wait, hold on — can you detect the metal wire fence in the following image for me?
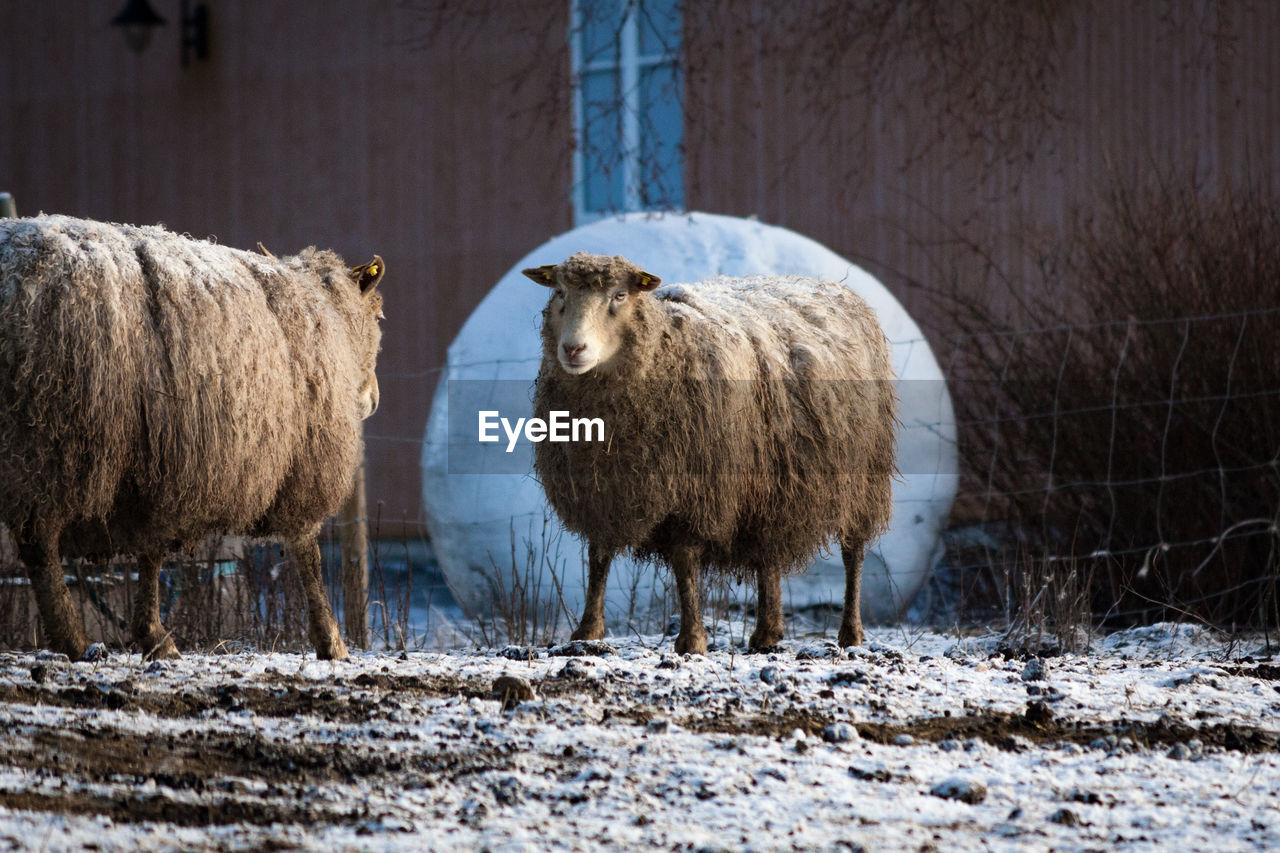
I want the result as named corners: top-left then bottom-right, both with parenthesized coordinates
top-left (2, 299), bottom-right (1276, 651)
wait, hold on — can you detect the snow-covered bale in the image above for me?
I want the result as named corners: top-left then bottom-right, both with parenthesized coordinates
top-left (0, 215), bottom-right (385, 660)
top-left (527, 252), bottom-right (897, 653)
top-left (422, 212), bottom-right (956, 629)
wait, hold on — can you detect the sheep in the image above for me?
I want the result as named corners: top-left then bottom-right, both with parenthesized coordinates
top-left (524, 251), bottom-right (897, 654)
top-left (0, 214), bottom-right (384, 661)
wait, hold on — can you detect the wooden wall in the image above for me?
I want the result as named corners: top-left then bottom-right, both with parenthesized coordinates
top-left (684, 0), bottom-right (1280, 331)
top-left (3, 1), bottom-right (1278, 536)
top-left (0, 1), bottom-right (573, 537)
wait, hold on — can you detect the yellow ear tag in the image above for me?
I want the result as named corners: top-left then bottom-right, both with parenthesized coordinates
top-left (543, 271), bottom-right (553, 281)
top-left (369, 264), bottom-right (378, 276)
top-left (638, 274), bottom-right (652, 287)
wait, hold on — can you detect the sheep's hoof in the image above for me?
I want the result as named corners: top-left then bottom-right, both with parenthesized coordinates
top-left (748, 626), bottom-right (784, 652)
top-left (674, 629), bottom-right (707, 656)
top-left (140, 635), bottom-right (181, 661)
top-left (570, 620), bottom-right (606, 642)
top-left (312, 631), bottom-right (350, 661)
top-left (134, 621), bottom-right (180, 660)
top-left (315, 645), bottom-right (349, 661)
top-left (837, 624), bottom-right (865, 648)
top-left (48, 628), bottom-right (91, 663)
top-left (306, 617), bottom-right (350, 660)
top-left (57, 641), bottom-right (90, 662)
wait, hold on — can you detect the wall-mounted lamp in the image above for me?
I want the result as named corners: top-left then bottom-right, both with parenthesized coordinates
top-left (111, 0), bottom-right (208, 67)
top-left (111, 0), bottom-right (166, 54)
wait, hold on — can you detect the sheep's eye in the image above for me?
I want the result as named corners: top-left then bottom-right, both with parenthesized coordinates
top-left (611, 291), bottom-right (627, 302)
top-left (553, 289), bottom-right (565, 300)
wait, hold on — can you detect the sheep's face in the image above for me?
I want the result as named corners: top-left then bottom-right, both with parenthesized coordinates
top-left (359, 371), bottom-right (380, 420)
top-left (524, 252), bottom-right (661, 375)
top-left (349, 256), bottom-right (385, 419)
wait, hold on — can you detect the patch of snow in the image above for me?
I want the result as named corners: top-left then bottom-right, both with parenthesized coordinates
top-left (0, 626), bottom-right (1277, 851)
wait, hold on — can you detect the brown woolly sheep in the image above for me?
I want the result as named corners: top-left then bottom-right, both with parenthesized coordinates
top-left (524, 252), bottom-right (897, 654)
top-left (0, 214), bottom-right (384, 661)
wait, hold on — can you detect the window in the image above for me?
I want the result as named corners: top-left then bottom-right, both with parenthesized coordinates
top-left (572, 0), bottom-right (683, 223)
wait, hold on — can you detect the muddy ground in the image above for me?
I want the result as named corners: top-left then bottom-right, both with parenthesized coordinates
top-left (0, 625), bottom-right (1278, 851)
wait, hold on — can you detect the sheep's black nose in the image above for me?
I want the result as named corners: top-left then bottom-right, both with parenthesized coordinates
top-left (563, 342), bottom-right (587, 358)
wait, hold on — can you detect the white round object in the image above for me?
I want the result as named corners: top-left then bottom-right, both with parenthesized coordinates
top-left (422, 212), bottom-right (956, 626)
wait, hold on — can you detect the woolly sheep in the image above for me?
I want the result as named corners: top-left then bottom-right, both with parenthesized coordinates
top-left (525, 252), bottom-right (897, 654)
top-left (0, 214), bottom-right (385, 661)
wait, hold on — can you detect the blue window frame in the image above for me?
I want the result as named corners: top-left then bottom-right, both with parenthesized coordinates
top-left (572, 0), bottom-right (683, 223)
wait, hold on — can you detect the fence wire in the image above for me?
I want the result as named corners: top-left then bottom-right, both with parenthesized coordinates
top-left (3, 301), bottom-right (1277, 649)
top-left (392, 300), bottom-right (1280, 627)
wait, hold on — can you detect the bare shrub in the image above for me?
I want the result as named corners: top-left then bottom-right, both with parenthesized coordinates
top-left (942, 173), bottom-right (1280, 630)
top-left (996, 551), bottom-right (1093, 655)
top-left (361, 520), bottom-right (419, 653)
top-left (469, 515), bottom-right (575, 648)
top-left (0, 535), bottom-right (362, 655)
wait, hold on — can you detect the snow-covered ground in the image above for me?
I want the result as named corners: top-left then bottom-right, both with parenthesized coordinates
top-left (0, 623), bottom-right (1278, 851)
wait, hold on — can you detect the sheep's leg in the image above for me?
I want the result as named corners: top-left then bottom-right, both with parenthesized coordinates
top-left (289, 535), bottom-right (349, 661)
top-left (838, 537), bottom-right (866, 647)
top-left (131, 554), bottom-right (180, 660)
top-left (17, 521), bottom-right (89, 660)
top-left (671, 544), bottom-right (707, 655)
top-left (748, 567), bottom-right (784, 651)
top-left (570, 543), bottom-right (611, 641)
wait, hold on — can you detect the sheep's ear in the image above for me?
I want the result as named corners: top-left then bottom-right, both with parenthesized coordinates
top-left (522, 265), bottom-right (559, 286)
top-left (633, 270), bottom-right (661, 291)
top-left (352, 255), bottom-right (384, 294)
